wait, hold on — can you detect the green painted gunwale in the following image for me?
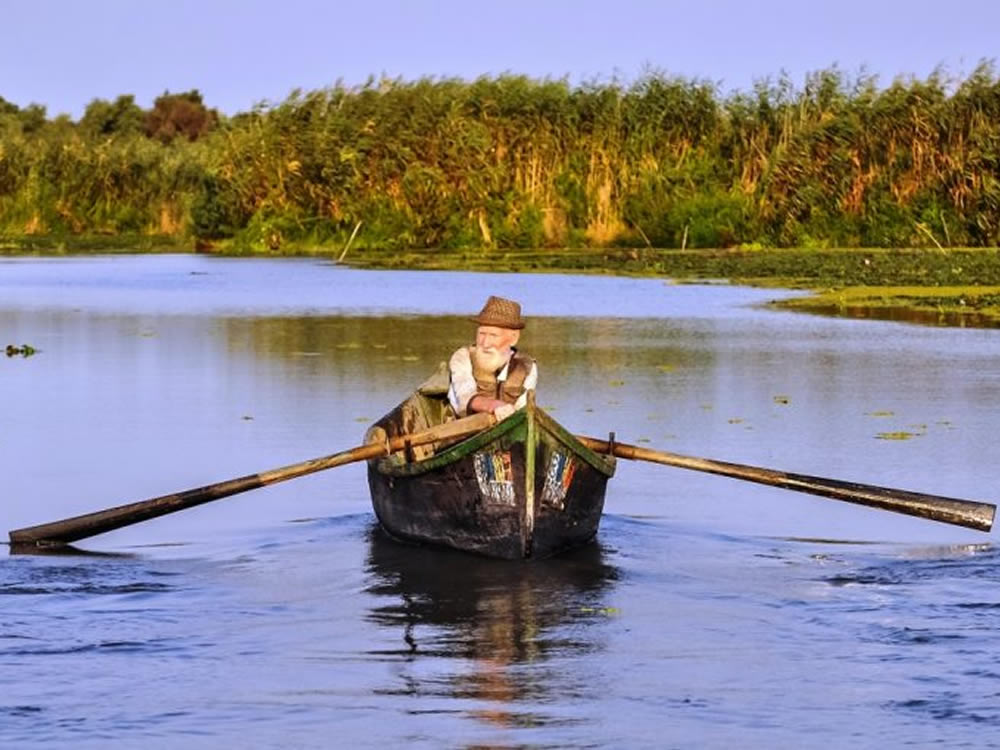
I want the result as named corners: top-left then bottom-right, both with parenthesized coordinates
top-left (532, 407), bottom-right (616, 476)
top-left (375, 403), bottom-right (615, 478)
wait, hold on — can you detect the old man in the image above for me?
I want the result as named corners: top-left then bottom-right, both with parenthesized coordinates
top-left (448, 296), bottom-right (537, 421)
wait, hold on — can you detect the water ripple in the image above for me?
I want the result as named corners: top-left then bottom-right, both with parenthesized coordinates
top-left (1, 638), bottom-right (186, 657)
top-left (1, 705), bottom-right (44, 717)
top-left (888, 693), bottom-right (1000, 726)
top-left (1, 582), bottom-right (173, 596)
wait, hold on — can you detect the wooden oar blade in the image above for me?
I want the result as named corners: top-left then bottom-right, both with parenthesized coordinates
top-left (9, 472), bottom-right (272, 546)
top-left (578, 436), bottom-right (996, 532)
top-left (747, 466), bottom-right (995, 532)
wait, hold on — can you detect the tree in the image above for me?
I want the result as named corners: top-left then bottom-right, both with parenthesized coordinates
top-left (17, 104), bottom-right (47, 134)
top-left (80, 95), bottom-right (145, 136)
top-left (0, 96), bottom-right (19, 117)
top-left (144, 90), bottom-right (219, 143)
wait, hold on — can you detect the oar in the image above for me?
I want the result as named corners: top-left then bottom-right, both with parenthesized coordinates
top-left (577, 435), bottom-right (995, 532)
top-left (9, 412), bottom-right (496, 547)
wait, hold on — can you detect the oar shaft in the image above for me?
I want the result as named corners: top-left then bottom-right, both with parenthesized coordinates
top-left (10, 412), bottom-right (495, 546)
top-left (578, 436), bottom-right (996, 532)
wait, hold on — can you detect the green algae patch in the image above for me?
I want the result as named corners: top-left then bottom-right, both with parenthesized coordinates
top-left (875, 431), bottom-right (921, 441)
top-left (775, 285), bottom-right (1000, 327)
top-left (580, 606), bottom-right (621, 616)
top-left (339, 247), bottom-right (1000, 288)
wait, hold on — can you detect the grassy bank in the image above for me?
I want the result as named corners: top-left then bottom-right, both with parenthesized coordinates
top-left (0, 233), bottom-right (185, 254)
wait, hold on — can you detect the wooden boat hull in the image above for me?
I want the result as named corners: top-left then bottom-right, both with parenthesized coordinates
top-left (366, 393), bottom-right (615, 560)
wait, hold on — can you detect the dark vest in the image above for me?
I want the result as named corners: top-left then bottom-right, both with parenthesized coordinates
top-left (470, 348), bottom-right (534, 405)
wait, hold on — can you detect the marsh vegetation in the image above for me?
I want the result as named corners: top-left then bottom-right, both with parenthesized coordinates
top-left (2, 66), bottom-right (999, 254)
top-left (5, 69), bottom-right (1000, 325)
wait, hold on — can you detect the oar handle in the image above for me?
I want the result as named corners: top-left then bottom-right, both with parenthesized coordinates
top-left (578, 436), bottom-right (996, 532)
top-left (10, 412), bottom-right (496, 546)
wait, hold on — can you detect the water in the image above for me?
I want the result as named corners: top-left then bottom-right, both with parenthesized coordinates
top-left (2, 255), bottom-right (999, 748)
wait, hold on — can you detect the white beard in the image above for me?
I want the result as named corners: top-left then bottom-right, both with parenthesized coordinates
top-left (471, 346), bottom-right (509, 374)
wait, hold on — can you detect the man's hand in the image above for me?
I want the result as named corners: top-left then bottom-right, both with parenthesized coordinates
top-left (493, 403), bottom-right (516, 421)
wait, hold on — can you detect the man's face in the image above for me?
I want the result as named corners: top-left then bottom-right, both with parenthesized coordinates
top-left (476, 325), bottom-right (519, 354)
top-left (473, 325), bottom-right (519, 372)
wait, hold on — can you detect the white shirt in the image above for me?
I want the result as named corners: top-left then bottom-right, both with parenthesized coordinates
top-left (448, 347), bottom-right (538, 416)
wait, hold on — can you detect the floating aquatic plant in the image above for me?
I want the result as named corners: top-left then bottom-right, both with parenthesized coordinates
top-left (875, 431), bottom-right (920, 441)
top-left (5, 344), bottom-right (37, 357)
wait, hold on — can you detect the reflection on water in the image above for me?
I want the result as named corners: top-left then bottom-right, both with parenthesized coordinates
top-left (797, 303), bottom-right (1000, 329)
top-left (220, 314), bottom-right (711, 414)
top-left (364, 527), bottom-right (618, 729)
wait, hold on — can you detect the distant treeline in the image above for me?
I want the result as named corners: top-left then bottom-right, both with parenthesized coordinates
top-left (1, 65), bottom-right (999, 251)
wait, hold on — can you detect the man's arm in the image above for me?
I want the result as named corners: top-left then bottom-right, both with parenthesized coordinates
top-left (451, 346), bottom-right (509, 415)
top-left (452, 353), bottom-right (537, 419)
top-left (483, 361), bottom-right (538, 418)
top-left (448, 347), bottom-right (478, 416)
top-left (468, 395), bottom-right (508, 413)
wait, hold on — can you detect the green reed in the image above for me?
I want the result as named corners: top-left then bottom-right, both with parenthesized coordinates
top-left (1, 65), bottom-right (998, 252)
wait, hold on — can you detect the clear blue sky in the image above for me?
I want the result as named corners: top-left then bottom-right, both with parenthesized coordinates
top-left (3, 0), bottom-right (997, 118)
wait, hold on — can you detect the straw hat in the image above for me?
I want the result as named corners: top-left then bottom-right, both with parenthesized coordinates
top-left (473, 296), bottom-right (525, 329)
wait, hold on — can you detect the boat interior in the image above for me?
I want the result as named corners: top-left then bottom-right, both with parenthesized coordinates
top-left (365, 363), bottom-right (458, 463)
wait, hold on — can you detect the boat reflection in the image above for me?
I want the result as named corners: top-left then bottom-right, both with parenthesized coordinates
top-left (364, 526), bottom-right (620, 728)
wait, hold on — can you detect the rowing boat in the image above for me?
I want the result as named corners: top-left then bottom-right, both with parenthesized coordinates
top-left (365, 369), bottom-right (616, 559)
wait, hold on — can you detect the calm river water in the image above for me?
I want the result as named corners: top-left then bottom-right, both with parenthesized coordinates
top-left (2, 255), bottom-right (1000, 748)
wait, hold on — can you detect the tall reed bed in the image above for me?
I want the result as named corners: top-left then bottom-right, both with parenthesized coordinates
top-left (1, 66), bottom-right (998, 250)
